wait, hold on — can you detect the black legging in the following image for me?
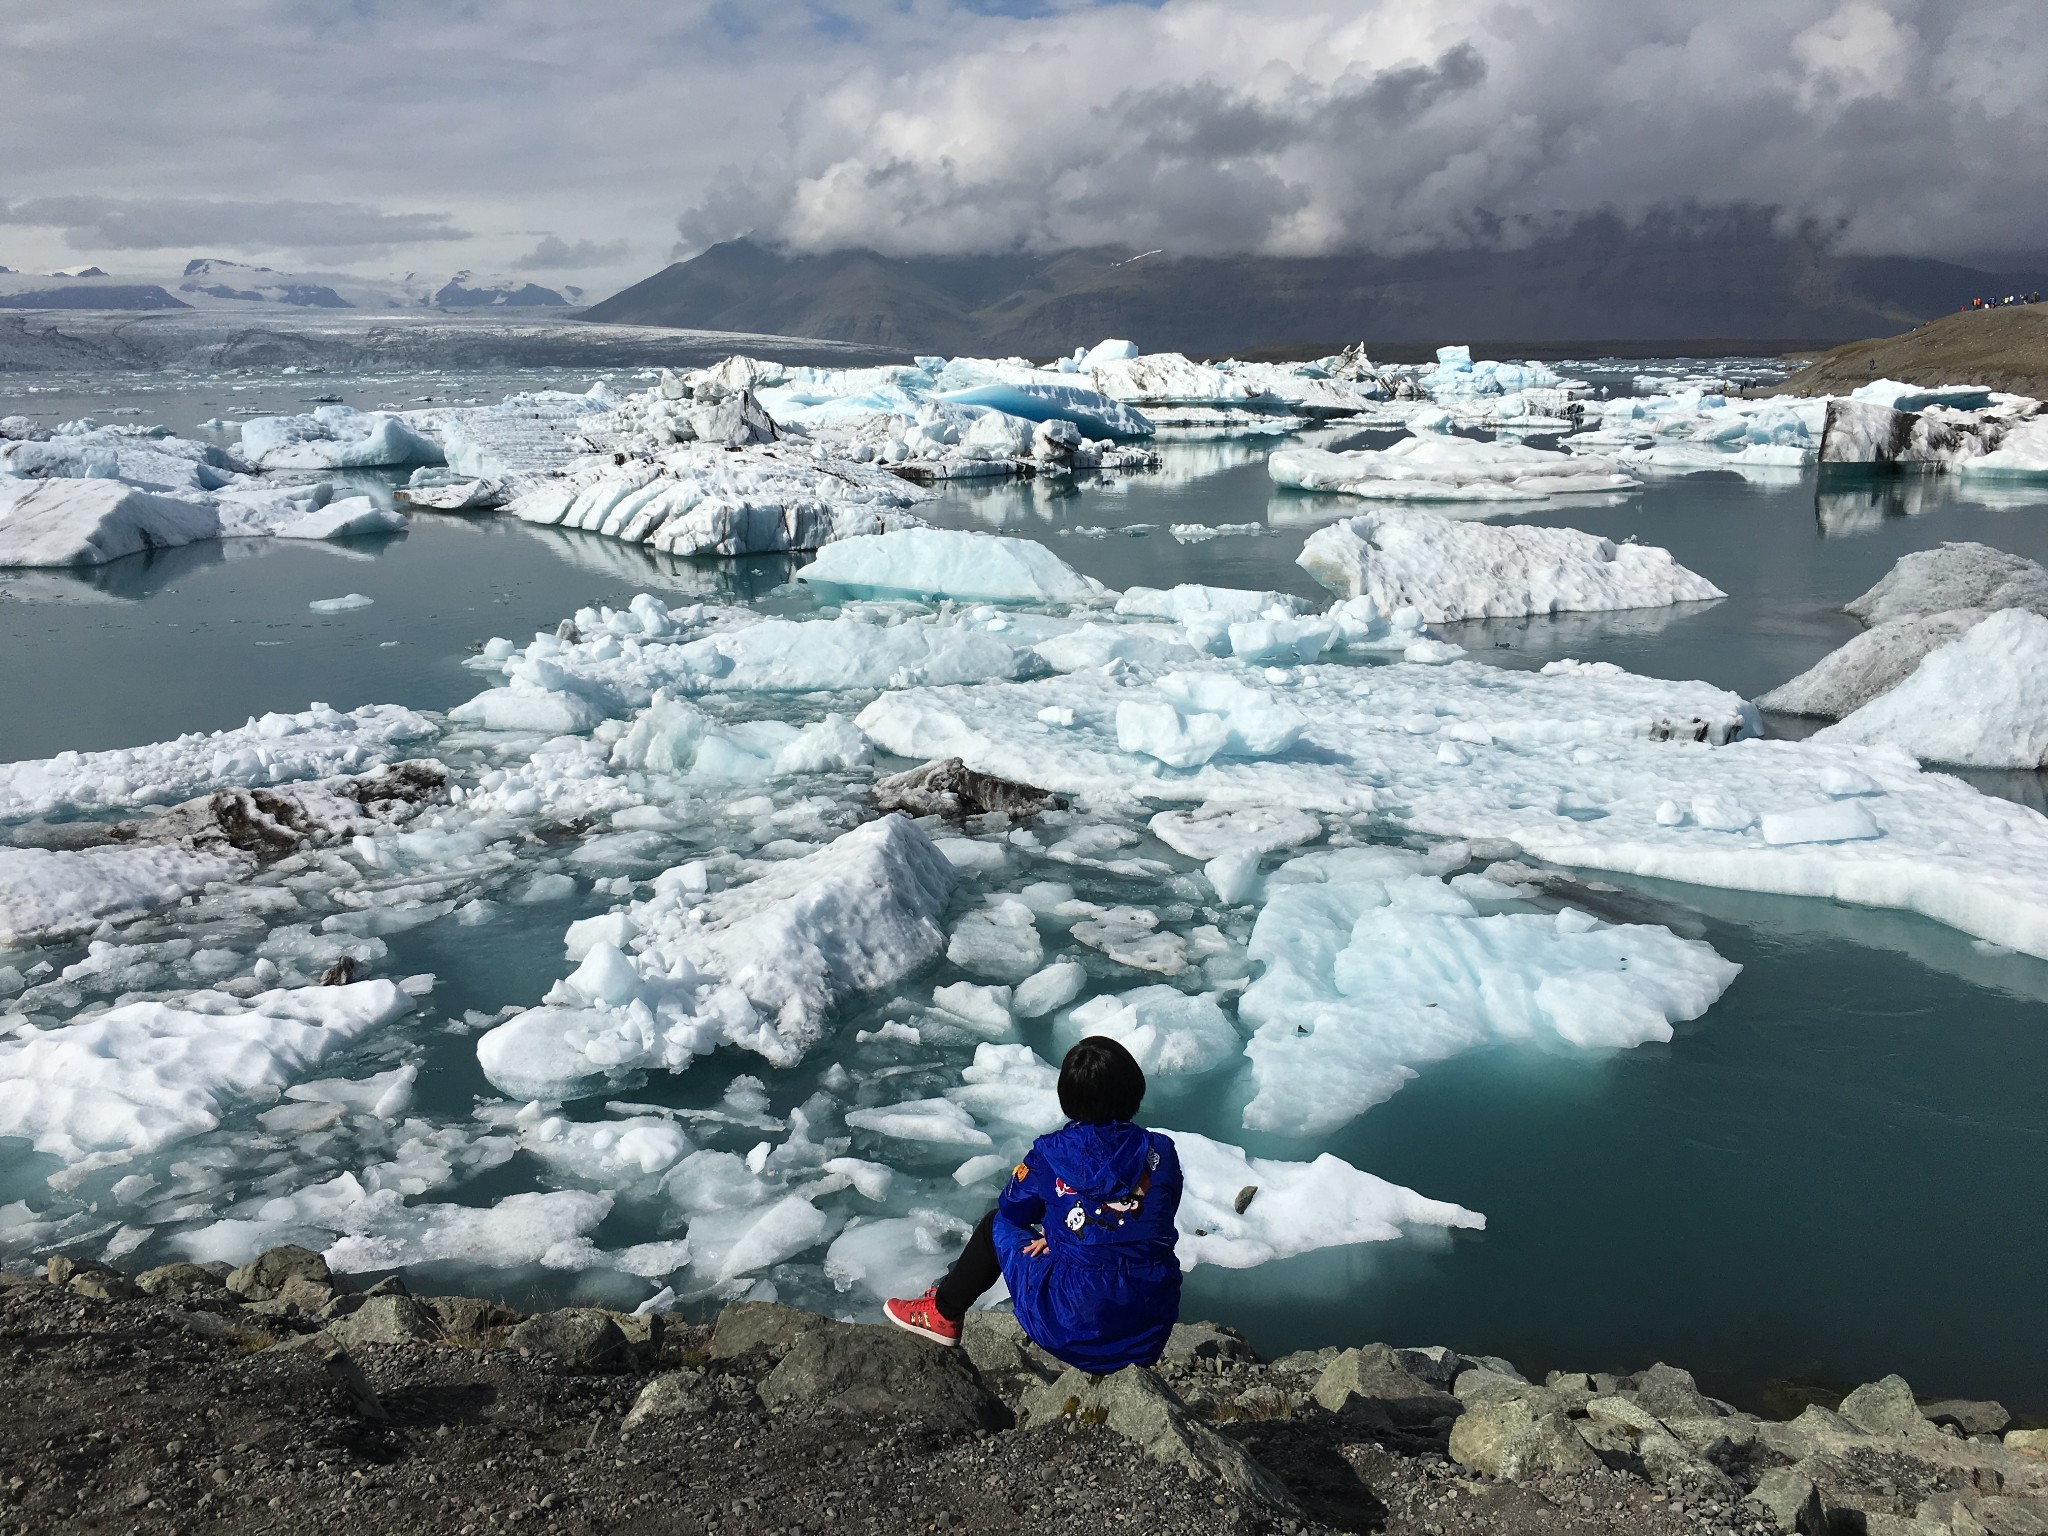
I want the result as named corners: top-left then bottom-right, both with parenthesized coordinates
top-left (933, 1210), bottom-right (1001, 1322)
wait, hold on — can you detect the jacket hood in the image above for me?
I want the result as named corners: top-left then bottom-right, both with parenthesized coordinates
top-left (1039, 1120), bottom-right (1153, 1201)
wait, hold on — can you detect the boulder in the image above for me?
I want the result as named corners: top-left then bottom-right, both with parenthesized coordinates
top-left (959, 1310), bottom-right (1061, 1399)
top-left (1921, 1399), bottom-right (2013, 1437)
top-left (1400, 1345), bottom-right (1512, 1389)
top-left (1584, 1394), bottom-right (1666, 1435)
top-left (1745, 1467), bottom-right (1828, 1535)
top-left (324, 1294), bottom-right (440, 1349)
top-left (1158, 1320), bottom-right (1260, 1369)
top-left (136, 1263), bottom-right (234, 1304)
top-left (421, 1296), bottom-right (523, 1343)
top-left (1631, 1362), bottom-right (1725, 1421)
top-left (509, 1309), bottom-right (630, 1370)
top-left (225, 1245), bottom-right (331, 1303)
top-left (1940, 1494), bottom-right (2048, 1535)
top-left (623, 1371), bottom-right (720, 1434)
top-left (2008, 1430), bottom-right (2048, 1461)
top-left (1452, 1366), bottom-right (1554, 1410)
top-left (1018, 1366), bottom-right (1293, 1511)
top-left (1840, 1376), bottom-right (1944, 1441)
top-left (759, 1323), bottom-right (1008, 1434)
top-left (1448, 1396), bottom-right (1600, 1480)
top-left (1312, 1344), bottom-right (1460, 1425)
top-left (707, 1301), bottom-right (823, 1364)
top-left (62, 1261), bottom-right (140, 1301)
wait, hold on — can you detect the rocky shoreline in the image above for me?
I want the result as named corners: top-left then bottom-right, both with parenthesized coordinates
top-left (2, 1249), bottom-right (2043, 1535)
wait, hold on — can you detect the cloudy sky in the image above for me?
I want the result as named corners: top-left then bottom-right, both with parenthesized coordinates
top-left (3, 0), bottom-right (2044, 300)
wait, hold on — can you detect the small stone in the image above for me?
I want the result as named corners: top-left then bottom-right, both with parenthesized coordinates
top-left (622, 1371), bottom-right (718, 1433)
top-left (318, 1346), bottom-right (388, 1421)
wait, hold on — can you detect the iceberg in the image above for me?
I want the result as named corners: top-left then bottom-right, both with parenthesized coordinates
top-left (1757, 611), bottom-right (1987, 718)
top-left (0, 979), bottom-right (413, 1171)
top-left (509, 445), bottom-right (930, 558)
top-left (0, 477), bottom-right (223, 566)
top-left (799, 528), bottom-right (1109, 605)
top-left (1238, 855), bottom-right (1741, 1134)
top-left (1844, 542), bottom-right (2048, 626)
top-left (238, 406), bottom-right (443, 471)
top-left (1271, 438), bottom-right (1636, 503)
top-left (476, 815), bottom-right (957, 1097)
top-left (936, 379), bottom-right (1154, 439)
top-left (1817, 609), bottom-right (2048, 769)
top-left (1297, 512), bottom-right (1726, 622)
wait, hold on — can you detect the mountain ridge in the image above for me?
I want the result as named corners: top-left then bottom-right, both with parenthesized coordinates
top-left (584, 214), bottom-right (2048, 356)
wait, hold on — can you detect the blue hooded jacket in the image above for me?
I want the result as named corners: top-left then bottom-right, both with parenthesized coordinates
top-left (993, 1120), bottom-right (1183, 1373)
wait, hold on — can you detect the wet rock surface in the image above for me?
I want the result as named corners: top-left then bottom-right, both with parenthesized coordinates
top-left (1, 1248), bottom-right (2044, 1535)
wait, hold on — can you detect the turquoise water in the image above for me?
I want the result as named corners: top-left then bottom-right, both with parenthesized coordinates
top-left (4, 392), bottom-right (2047, 1414)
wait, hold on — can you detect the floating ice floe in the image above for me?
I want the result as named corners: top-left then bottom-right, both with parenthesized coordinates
top-left (453, 606), bottom-right (1037, 731)
top-left (476, 815), bottom-right (957, 1097)
top-left (0, 703), bottom-right (436, 822)
top-left (857, 649), bottom-right (2048, 958)
top-left (1846, 542), bottom-right (2048, 625)
top-left (799, 527), bottom-right (1111, 605)
top-left (1270, 437), bottom-right (1638, 503)
top-left (1298, 513), bottom-right (1726, 622)
top-left (1237, 846), bottom-right (1741, 1134)
top-left (1759, 611), bottom-right (1989, 719)
top-left (0, 844), bottom-right (245, 948)
top-left (1565, 390), bottom-right (1823, 476)
top-left (0, 979), bottom-right (413, 1175)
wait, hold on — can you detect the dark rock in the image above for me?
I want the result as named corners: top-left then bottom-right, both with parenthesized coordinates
top-left (320, 955), bottom-right (358, 986)
top-left (1018, 1366), bottom-right (1293, 1512)
top-left (422, 1295), bottom-right (522, 1343)
top-left (758, 1322), bottom-right (1008, 1433)
top-left (509, 1309), bottom-right (630, 1370)
top-left (225, 1245), bottom-right (332, 1302)
top-left (707, 1300), bottom-right (823, 1364)
top-left (623, 1371), bottom-right (719, 1433)
top-left (1159, 1321), bottom-right (1260, 1369)
top-left (872, 757), bottom-right (1065, 822)
top-left (1922, 1399), bottom-right (2012, 1437)
top-left (1313, 1345), bottom-right (1460, 1426)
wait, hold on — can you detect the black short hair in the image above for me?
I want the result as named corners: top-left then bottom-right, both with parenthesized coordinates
top-left (1058, 1035), bottom-right (1146, 1124)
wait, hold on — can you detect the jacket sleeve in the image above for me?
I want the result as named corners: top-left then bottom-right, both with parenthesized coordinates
top-left (996, 1149), bottom-right (1047, 1230)
top-left (1148, 1132), bottom-right (1184, 1230)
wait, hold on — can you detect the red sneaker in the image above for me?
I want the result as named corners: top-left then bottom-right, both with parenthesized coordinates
top-left (882, 1288), bottom-right (961, 1346)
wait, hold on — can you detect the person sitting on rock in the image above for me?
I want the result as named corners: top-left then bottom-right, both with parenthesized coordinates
top-left (883, 1035), bottom-right (1183, 1372)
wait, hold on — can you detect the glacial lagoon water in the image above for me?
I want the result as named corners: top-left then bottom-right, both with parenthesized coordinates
top-left (4, 373), bottom-right (2047, 1414)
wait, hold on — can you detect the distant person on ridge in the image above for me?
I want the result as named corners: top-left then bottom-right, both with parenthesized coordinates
top-left (883, 1036), bottom-right (1184, 1372)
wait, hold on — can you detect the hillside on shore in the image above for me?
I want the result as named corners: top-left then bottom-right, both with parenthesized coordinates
top-left (1779, 306), bottom-right (2048, 398)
